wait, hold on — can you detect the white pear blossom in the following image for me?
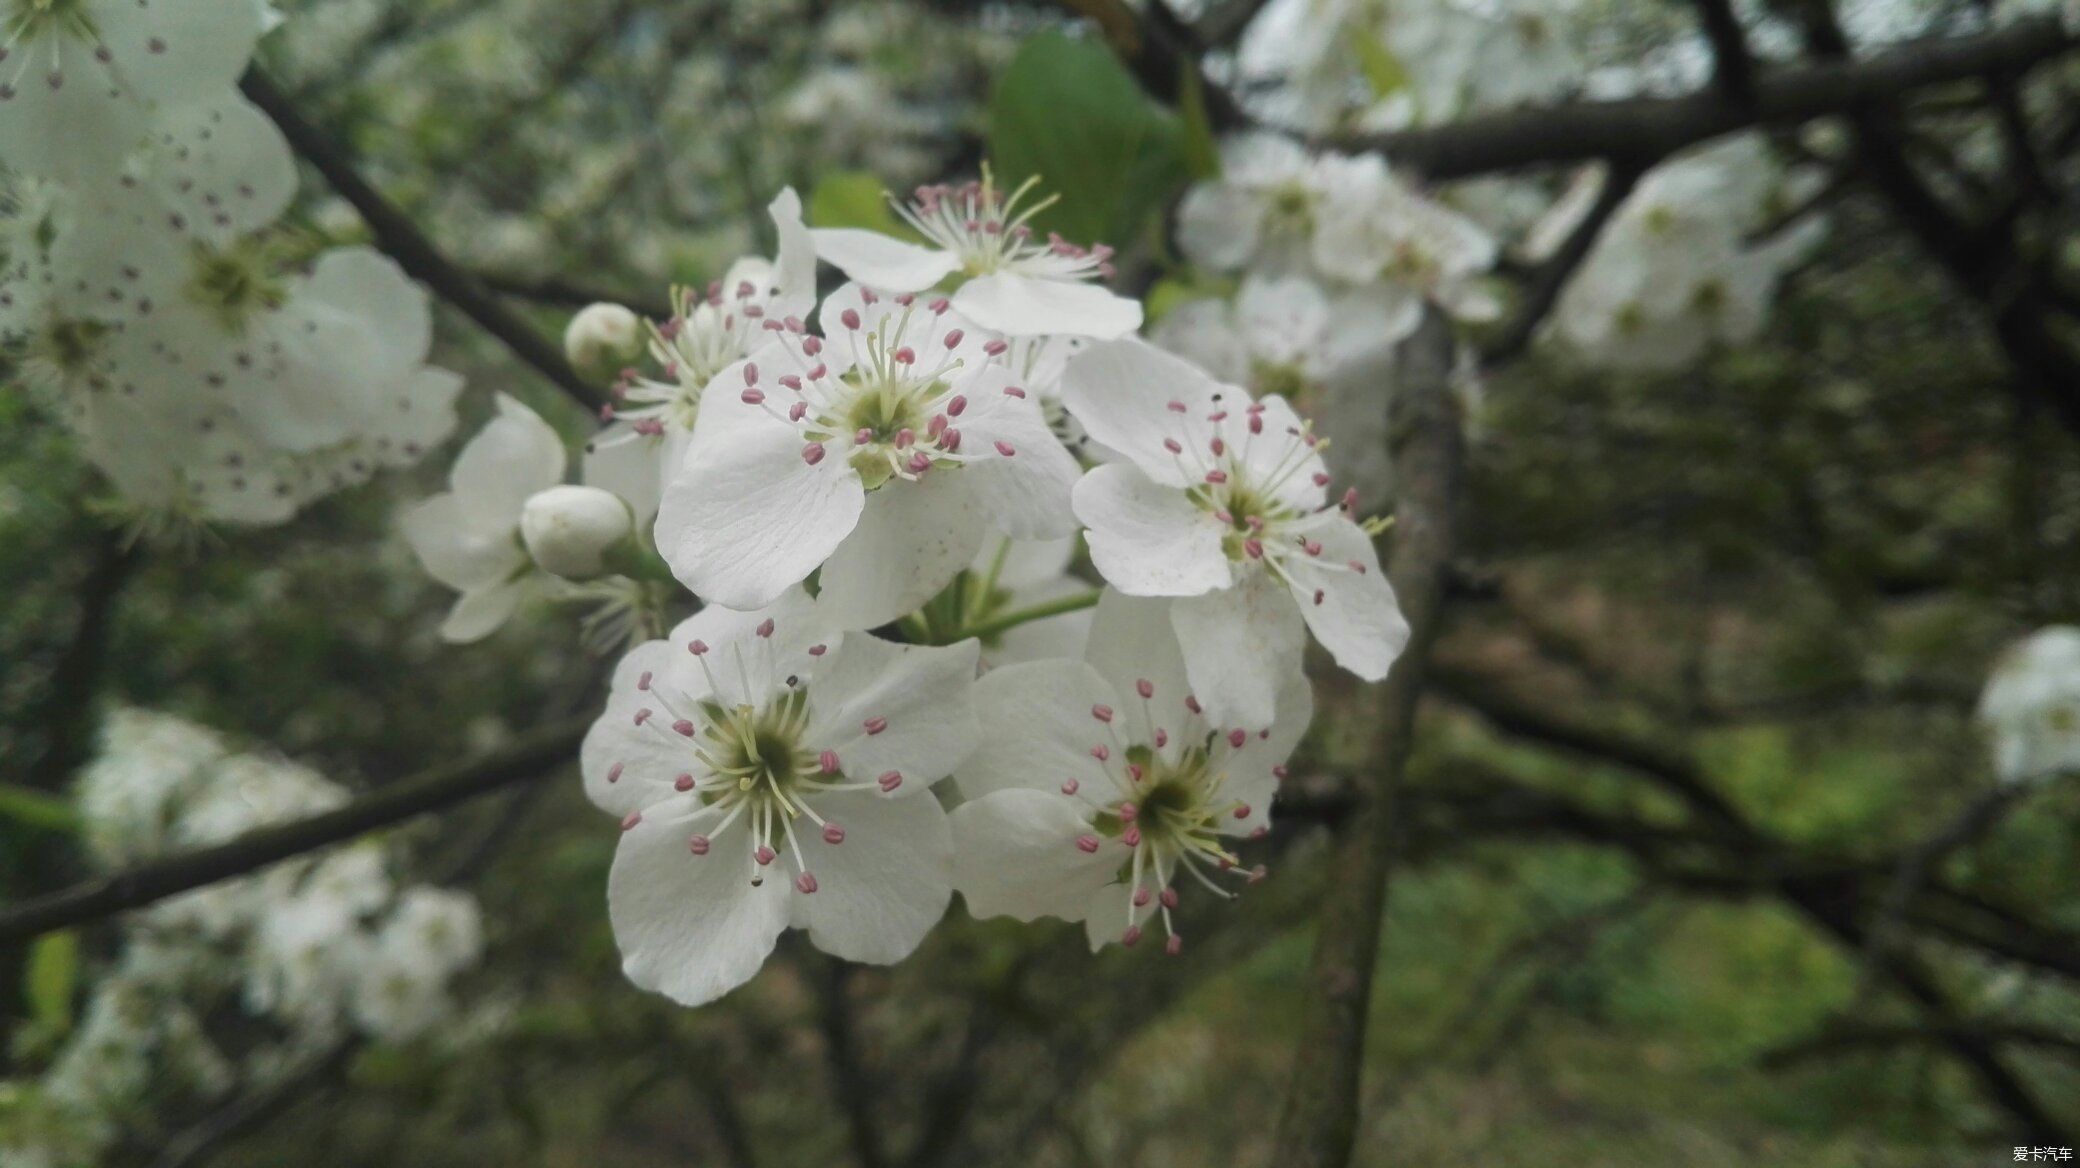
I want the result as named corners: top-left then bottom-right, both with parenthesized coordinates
top-left (0, 0), bottom-right (264, 183)
top-left (1543, 142), bottom-right (1825, 370)
top-left (950, 590), bottom-right (1310, 952)
top-left (1309, 165), bottom-right (1499, 322)
top-left (580, 591), bottom-right (978, 1006)
top-left (656, 283), bottom-right (1081, 629)
top-left (520, 484), bottom-right (633, 580)
top-left (1061, 337), bottom-right (1409, 726)
top-left (403, 393), bottom-right (565, 642)
top-left (1978, 627), bottom-right (2080, 784)
top-left (812, 175), bottom-right (1142, 338)
top-left (350, 888), bottom-right (485, 1041)
top-left (1153, 274), bottom-right (1407, 506)
top-left (586, 189), bottom-right (817, 522)
top-left (1176, 134), bottom-right (1383, 276)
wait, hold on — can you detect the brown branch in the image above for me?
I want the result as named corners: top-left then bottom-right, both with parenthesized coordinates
top-left (476, 272), bottom-right (673, 323)
top-left (1053, 0), bottom-right (1247, 129)
top-left (1692, 0), bottom-right (1758, 104)
top-left (238, 69), bottom-right (606, 413)
top-left (0, 717), bottom-right (587, 949)
top-left (815, 957), bottom-right (892, 1168)
top-left (1762, 1019), bottom-right (2080, 1069)
top-left (1269, 309), bottom-right (1462, 1168)
top-left (1481, 161), bottom-right (1645, 367)
top-left (1326, 17), bottom-right (2076, 178)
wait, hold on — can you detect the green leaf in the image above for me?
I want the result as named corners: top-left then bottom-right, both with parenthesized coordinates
top-left (0, 784), bottom-right (80, 833)
top-left (807, 171), bottom-right (914, 239)
top-left (1354, 37), bottom-right (1412, 99)
top-left (26, 932), bottom-right (79, 1032)
top-left (986, 31), bottom-right (1189, 248)
top-left (1176, 67), bottom-right (1222, 182)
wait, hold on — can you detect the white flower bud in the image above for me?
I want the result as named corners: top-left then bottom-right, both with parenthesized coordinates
top-left (563, 302), bottom-right (644, 381)
top-left (520, 486), bottom-right (633, 580)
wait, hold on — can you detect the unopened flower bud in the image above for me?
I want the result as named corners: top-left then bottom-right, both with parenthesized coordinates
top-left (521, 485), bottom-right (633, 579)
top-left (563, 302), bottom-right (644, 383)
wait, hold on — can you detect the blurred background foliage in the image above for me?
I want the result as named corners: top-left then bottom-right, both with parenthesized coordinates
top-left (4, 0), bottom-right (2080, 1164)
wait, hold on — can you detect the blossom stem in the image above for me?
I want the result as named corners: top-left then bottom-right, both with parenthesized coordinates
top-left (949, 589), bottom-right (1101, 643)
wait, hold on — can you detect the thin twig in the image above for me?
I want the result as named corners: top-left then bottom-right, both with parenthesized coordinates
top-left (1481, 161), bottom-right (1645, 367)
top-left (238, 69), bottom-right (605, 413)
top-left (0, 717), bottom-right (587, 948)
top-left (815, 957), bottom-right (891, 1168)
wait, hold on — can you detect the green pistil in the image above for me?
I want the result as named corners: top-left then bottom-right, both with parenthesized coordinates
top-left (8, 0), bottom-right (98, 45)
top-left (185, 243), bottom-right (287, 334)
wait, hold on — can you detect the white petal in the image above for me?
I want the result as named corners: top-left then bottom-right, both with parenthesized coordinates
top-left (814, 472), bottom-right (990, 630)
top-left (440, 579), bottom-right (531, 643)
top-left (664, 588), bottom-right (833, 707)
top-left (950, 790), bottom-right (1120, 922)
top-left (810, 228), bottom-right (961, 292)
top-left (580, 639), bottom-right (694, 816)
top-left (954, 659), bottom-right (1118, 802)
top-left (1176, 184), bottom-right (1266, 272)
top-left (452, 394), bottom-right (568, 529)
top-left (582, 426), bottom-right (666, 529)
top-left (142, 95), bottom-right (295, 245)
top-left (1060, 337), bottom-right (1228, 485)
top-left (789, 789), bottom-right (952, 964)
top-left (609, 798), bottom-right (791, 1007)
top-left (301, 247), bottom-right (434, 372)
top-left (955, 272), bottom-right (1143, 339)
top-left (99, 0), bottom-right (264, 106)
top-left (1081, 876), bottom-right (1158, 952)
top-left (807, 636), bottom-right (980, 793)
top-left (977, 531), bottom-right (1075, 590)
top-left (1284, 518), bottom-right (1409, 682)
top-left (1219, 668), bottom-right (1314, 836)
top-left (987, 574), bottom-right (1096, 669)
top-left (657, 418), bottom-right (865, 611)
top-left (1168, 571), bottom-right (1306, 727)
top-left (766, 187), bottom-right (820, 319)
top-left (1150, 299), bottom-right (1250, 385)
top-left (1073, 463), bottom-right (1231, 597)
top-left (945, 375), bottom-right (1081, 540)
top-left (1235, 274), bottom-right (1331, 368)
top-left (1080, 590), bottom-right (1193, 724)
top-left (401, 493), bottom-right (522, 591)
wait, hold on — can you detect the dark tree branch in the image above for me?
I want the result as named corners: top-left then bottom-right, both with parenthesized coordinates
top-left (1269, 311), bottom-right (1462, 1168)
top-left (0, 718), bottom-right (587, 948)
top-left (476, 271), bottom-right (673, 322)
top-left (30, 529), bottom-right (139, 790)
top-left (1481, 161), bottom-right (1645, 367)
top-left (1327, 17), bottom-right (2076, 178)
top-left (815, 958), bottom-right (892, 1168)
top-left (1692, 0), bottom-right (1758, 104)
top-left (1762, 1019), bottom-right (2080, 1069)
top-left (238, 69), bottom-right (606, 413)
top-left (145, 1041), bottom-right (360, 1168)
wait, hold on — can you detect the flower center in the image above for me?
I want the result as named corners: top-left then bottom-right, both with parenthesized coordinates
top-left (6, 0), bottom-right (95, 46)
top-left (185, 244), bottom-right (286, 333)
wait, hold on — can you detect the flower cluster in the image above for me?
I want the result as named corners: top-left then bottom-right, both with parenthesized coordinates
top-left (0, 0), bottom-right (459, 532)
top-left (1161, 132), bottom-right (1495, 503)
top-left (1209, 3), bottom-right (1827, 381)
top-left (414, 172), bottom-right (1417, 1008)
top-left (1979, 627), bottom-right (2080, 785)
top-left (0, 711), bottom-right (486, 1164)
top-left (1535, 140), bottom-right (1825, 370)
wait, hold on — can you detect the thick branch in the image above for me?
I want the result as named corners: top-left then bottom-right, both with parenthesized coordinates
top-left (239, 69), bottom-right (605, 413)
top-left (1270, 310), bottom-right (1462, 1168)
top-left (0, 718), bottom-right (586, 948)
top-left (1327, 17), bottom-right (2075, 178)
